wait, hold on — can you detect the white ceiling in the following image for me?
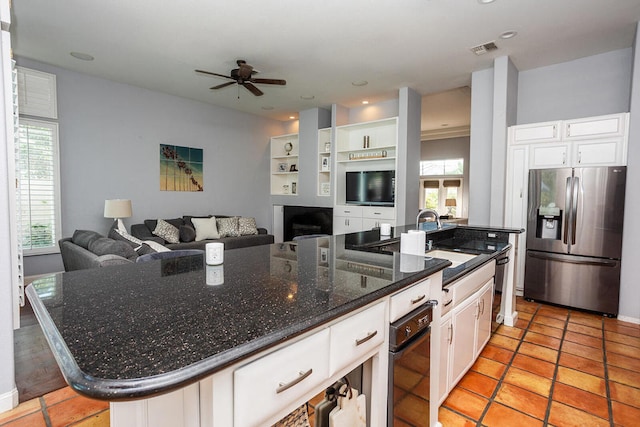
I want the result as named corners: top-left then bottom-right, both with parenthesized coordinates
top-left (9, 0), bottom-right (640, 131)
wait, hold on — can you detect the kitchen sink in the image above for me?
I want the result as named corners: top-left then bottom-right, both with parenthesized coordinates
top-left (425, 249), bottom-right (477, 268)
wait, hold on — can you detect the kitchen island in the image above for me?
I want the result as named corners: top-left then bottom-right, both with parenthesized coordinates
top-left (27, 225), bottom-right (522, 427)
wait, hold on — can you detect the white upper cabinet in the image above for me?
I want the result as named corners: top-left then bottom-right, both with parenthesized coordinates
top-left (563, 113), bottom-right (627, 140)
top-left (509, 120), bottom-right (561, 144)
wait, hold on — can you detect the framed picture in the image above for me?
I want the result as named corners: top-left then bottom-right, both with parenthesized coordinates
top-left (278, 163), bottom-right (288, 172)
top-left (320, 182), bottom-right (330, 196)
top-left (289, 164), bottom-right (298, 172)
top-left (291, 182), bottom-right (297, 194)
top-left (324, 141), bottom-right (331, 152)
top-left (321, 156), bottom-right (330, 171)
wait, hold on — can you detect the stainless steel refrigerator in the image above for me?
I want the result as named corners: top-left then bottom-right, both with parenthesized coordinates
top-left (524, 166), bottom-right (626, 316)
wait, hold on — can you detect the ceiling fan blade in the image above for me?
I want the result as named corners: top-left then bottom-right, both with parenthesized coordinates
top-left (210, 81), bottom-right (236, 90)
top-left (251, 78), bottom-right (287, 85)
top-left (195, 69), bottom-right (234, 80)
top-left (243, 82), bottom-right (264, 96)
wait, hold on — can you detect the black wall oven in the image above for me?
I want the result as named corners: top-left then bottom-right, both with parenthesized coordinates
top-left (388, 302), bottom-right (434, 426)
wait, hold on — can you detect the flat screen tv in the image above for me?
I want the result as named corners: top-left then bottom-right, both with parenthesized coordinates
top-left (345, 170), bottom-right (395, 206)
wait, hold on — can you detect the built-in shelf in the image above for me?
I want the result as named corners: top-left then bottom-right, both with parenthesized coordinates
top-left (270, 133), bottom-right (299, 195)
top-left (318, 128), bottom-right (331, 196)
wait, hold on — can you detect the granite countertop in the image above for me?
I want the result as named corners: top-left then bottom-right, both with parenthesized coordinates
top-left (27, 233), bottom-right (450, 401)
top-left (27, 224), bottom-right (519, 401)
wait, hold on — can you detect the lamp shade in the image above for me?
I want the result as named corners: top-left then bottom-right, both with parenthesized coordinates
top-left (104, 199), bottom-right (132, 219)
top-left (445, 198), bottom-right (457, 207)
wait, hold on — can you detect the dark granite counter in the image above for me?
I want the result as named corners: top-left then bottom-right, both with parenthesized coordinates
top-left (27, 233), bottom-right (450, 401)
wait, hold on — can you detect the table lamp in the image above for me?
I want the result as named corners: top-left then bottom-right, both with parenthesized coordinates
top-left (445, 198), bottom-right (456, 216)
top-left (104, 199), bottom-right (132, 232)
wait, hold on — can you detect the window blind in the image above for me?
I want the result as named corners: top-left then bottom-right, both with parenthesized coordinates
top-left (18, 119), bottom-right (61, 253)
top-left (17, 67), bottom-right (58, 119)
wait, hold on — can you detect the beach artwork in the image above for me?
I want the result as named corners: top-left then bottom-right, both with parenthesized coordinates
top-left (160, 144), bottom-right (204, 191)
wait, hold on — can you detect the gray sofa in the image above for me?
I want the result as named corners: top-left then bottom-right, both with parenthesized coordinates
top-left (130, 215), bottom-right (274, 251)
top-left (59, 230), bottom-right (137, 271)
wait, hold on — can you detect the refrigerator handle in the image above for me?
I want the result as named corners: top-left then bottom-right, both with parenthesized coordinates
top-left (563, 177), bottom-right (572, 244)
top-left (571, 176), bottom-right (579, 245)
top-left (528, 251), bottom-right (618, 267)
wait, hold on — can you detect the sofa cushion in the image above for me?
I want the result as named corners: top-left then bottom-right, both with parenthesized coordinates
top-left (179, 225), bottom-right (197, 242)
top-left (192, 217), bottom-right (220, 241)
top-left (72, 230), bottom-right (103, 249)
top-left (141, 240), bottom-right (171, 253)
top-left (217, 217), bottom-right (240, 237)
top-left (109, 228), bottom-right (144, 248)
top-left (183, 215), bottom-right (213, 229)
top-left (153, 219), bottom-right (180, 244)
top-left (144, 218), bottom-right (184, 233)
top-left (238, 217), bottom-right (259, 236)
top-left (89, 237), bottom-right (138, 261)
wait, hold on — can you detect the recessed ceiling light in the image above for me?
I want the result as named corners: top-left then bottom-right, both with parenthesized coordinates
top-left (362, 100), bottom-right (369, 105)
top-left (70, 52), bottom-right (94, 61)
top-left (289, 116), bottom-right (296, 120)
top-left (441, 123), bottom-right (449, 127)
top-left (478, 0), bottom-right (496, 4)
top-left (500, 30), bottom-right (518, 39)
top-left (261, 106), bottom-right (274, 110)
top-left (300, 95), bottom-right (315, 100)
top-left (352, 81), bottom-right (368, 87)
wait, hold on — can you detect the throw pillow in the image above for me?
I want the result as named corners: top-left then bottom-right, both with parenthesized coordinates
top-left (192, 217), bottom-right (220, 241)
top-left (216, 216), bottom-right (240, 237)
top-left (88, 237), bottom-right (138, 261)
top-left (238, 217), bottom-right (259, 235)
top-left (72, 230), bottom-right (103, 249)
top-left (183, 215), bottom-right (213, 229)
top-left (179, 225), bottom-right (197, 242)
top-left (153, 219), bottom-right (180, 244)
top-left (141, 240), bottom-right (171, 253)
top-left (109, 228), bottom-right (144, 248)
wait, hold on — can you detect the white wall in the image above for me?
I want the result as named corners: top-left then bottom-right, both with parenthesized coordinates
top-left (619, 27), bottom-right (640, 322)
top-left (517, 48), bottom-right (633, 124)
top-left (421, 136), bottom-right (470, 219)
top-left (17, 58), bottom-right (286, 276)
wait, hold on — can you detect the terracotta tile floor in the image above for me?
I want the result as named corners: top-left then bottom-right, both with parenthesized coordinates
top-left (2, 298), bottom-right (640, 426)
top-left (440, 298), bottom-right (640, 426)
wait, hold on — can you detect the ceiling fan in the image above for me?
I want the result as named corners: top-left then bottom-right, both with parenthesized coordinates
top-left (195, 60), bottom-right (286, 96)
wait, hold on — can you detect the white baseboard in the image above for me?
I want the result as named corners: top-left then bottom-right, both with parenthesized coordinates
top-left (617, 314), bottom-right (640, 325)
top-left (0, 387), bottom-right (19, 414)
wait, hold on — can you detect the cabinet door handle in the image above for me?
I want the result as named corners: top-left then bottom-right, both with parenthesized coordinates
top-left (411, 294), bottom-right (426, 305)
top-left (276, 369), bottom-right (313, 394)
top-left (355, 330), bottom-right (378, 346)
top-left (562, 152), bottom-right (566, 165)
top-left (480, 299), bottom-right (485, 315)
top-left (444, 300), bottom-right (453, 307)
top-left (578, 151), bottom-right (582, 164)
top-left (449, 324), bottom-right (453, 344)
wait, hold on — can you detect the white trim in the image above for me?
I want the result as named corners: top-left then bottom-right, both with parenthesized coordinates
top-left (617, 315), bottom-right (640, 325)
top-left (0, 387), bottom-right (19, 414)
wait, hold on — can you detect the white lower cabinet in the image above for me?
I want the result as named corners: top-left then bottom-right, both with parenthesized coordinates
top-left (438, 263), bottom-right (495, 404)
top-left (333, 205), bottom-right (395, 234)
top-left (329, 302), bottom-right (385, 375)
top-left (233, 329), bottom-right (331, 427)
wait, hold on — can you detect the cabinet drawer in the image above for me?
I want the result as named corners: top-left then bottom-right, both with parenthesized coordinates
top-left (362, 206), bottom-right (395, 220)
top-left (233, 329), bottom-right (330, 427)
top-left (564, 114), bottom-right (626, 140)
top-left (330, 302), bottom-right (385, 375)
top-left (451, 261), bottom-right (495, 308)
top-left (389, 278), bottom-right (430, 322)
top-left (334, 205), bottom-right (363, 217)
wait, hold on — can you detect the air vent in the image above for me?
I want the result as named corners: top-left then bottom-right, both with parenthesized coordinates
top-left (470, 41), bottom-right (498, 56)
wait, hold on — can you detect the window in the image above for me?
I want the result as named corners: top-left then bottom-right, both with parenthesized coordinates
top-left (18, 119), bottom-right (61, 254)
top-left (420, 159), bottom-right (464, 217)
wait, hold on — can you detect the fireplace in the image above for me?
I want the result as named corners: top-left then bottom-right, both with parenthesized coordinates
top-left (283, 206), bottom-right (333, 241)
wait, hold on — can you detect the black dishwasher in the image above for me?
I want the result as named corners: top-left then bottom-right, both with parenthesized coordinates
top-left (388, 301), bottom-right (435, 427)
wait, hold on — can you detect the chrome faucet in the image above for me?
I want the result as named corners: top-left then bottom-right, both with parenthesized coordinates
top-left (416, 209), bottom-right (442, 230)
